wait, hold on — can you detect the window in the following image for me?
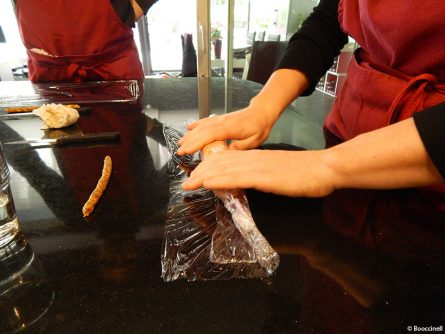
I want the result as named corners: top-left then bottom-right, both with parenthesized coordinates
top-left (0, 1), bottom-right (27, 80)
top-left (146, 0), bottom-right (197, 72)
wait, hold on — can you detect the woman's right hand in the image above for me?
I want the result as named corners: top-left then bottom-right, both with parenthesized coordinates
top-left (177, 103), bottom-right (278, 155)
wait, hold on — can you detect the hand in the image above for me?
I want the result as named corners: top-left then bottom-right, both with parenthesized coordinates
top-left (177, 68), bottom-right (310, 156)
top-left (131, 0), bottom-right (144, 20)
top-left (182, 149), bottom-right (336, 198)
top-left (184, 118), bottom-right (444, 197)
top-left (177, 106), bottom-right (278, 156)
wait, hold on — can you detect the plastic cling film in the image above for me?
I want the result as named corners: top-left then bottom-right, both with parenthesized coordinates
top-left (200, 128), bottom-right (279, 274)
top-left (162, 180), bottom-right (270, 281)
top-left (214, 190), bottom-right (280, 274)
top-left (210, 199), bottom-right (257, 265)
top-left (160, 120), bottom-right (279, 281)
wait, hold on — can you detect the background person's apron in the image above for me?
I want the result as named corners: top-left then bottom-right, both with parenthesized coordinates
top-left (16, 0), bottom-right (144, 82)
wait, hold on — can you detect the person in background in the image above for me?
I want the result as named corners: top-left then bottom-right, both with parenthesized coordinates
top-left (13, 0), bottom-right (157, 82)
top-left (178, 0), bottom-right (445, 214)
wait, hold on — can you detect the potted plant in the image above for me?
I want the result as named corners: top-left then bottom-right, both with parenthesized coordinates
top-left (211, 27), bottom-right (222, 59)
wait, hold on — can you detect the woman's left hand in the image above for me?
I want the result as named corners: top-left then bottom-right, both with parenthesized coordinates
top-left (183, 118), bottom-right (445, 196)
top-left (182, 149), bottom-right (336, 198)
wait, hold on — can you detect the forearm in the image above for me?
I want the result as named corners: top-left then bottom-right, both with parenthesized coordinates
top-left (131, 0), bottom-right (144, 20)
top-left (249, 69), bottom-right (310, 122)
top-left (326, 118), bottom-right (444, 190)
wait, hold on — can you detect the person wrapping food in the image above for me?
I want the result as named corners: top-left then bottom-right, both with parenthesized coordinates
top-left (178, 0), bottom-right (445, 214)
top-left (13, 0), bottom-right (157, 82)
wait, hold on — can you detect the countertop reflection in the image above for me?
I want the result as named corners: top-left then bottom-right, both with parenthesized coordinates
top-left (0, 78), bottom-right (444, 333)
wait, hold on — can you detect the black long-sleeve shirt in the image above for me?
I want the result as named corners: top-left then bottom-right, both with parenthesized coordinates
top-left (12, 0), bottom-right (157, 28)
top-left (276, 0), bottom-right (445, 178)
top-left (111, 0), bottom-right (157, 27)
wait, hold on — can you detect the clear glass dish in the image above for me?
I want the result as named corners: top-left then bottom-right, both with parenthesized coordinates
top-left (0, 80), bottom-right (140, 109)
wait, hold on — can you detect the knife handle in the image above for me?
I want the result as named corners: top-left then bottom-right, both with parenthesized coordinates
top-left (77, 107), bottom-right (92, 115)
top-left (56, 132), bottom-right (121, 146)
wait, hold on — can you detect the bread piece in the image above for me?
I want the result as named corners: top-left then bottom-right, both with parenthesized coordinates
top-left (82, 156), bottom-right (112, 217)
top-left (33, 103), bottom-right (80, 129)
top-left (4, 104), bottom-right (80, 113)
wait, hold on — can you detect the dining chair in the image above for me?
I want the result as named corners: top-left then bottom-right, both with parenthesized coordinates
top-left (245, 41), bottom-right (288, 85)
top-left (233, 31), bottom-right (256, 61)
top-left (267, 34), bottom-right (281, 42)
top-left (180, 33), bottom-right (197, 77)
top-left (256, 31), bottom-right (265, 42)
top-left (246, 31), bottom-right (256, 46)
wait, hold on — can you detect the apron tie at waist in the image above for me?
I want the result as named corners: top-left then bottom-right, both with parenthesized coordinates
top-left (24, 37), bottom-right (142, 82)
top-left (66, 63), bottom-right (96, 82)
top-left (385, 73), bottom-right (442, 124)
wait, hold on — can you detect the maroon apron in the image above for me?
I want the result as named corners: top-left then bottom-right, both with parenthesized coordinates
top-left (309, 4), bottom-right (445, 322)
top-left (324, 0), bottom-right (445, 212)
top-left (16, 0), bottom-right (144, 82)
top-left (318, 0), bottom-right (445, 265)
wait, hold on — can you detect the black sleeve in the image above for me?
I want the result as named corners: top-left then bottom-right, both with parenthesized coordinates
top-left (135, 0), bottom-right (158, 14)
top-left (111, 0), bottom-right (158, 28)
top-left (413, 102), bottom-right (445, 178)
top-left (276, 0), bottom-right (348, 95)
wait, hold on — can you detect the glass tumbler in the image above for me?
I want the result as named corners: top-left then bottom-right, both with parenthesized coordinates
top-left (0, 142), bottom-right (54, 332)
top-left (0, 141), bottom-right (19, 249)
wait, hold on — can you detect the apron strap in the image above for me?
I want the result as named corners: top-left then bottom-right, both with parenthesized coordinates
top-left (26, 37), bottom-right (140, 82)
top-left (385, 73), bottom-right (445, 124)
top-left (66, 63), bottom-right (97, 83)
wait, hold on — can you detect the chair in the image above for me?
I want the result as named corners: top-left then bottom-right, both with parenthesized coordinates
top-left (180, 33), bottom-right (197, 77)
top-left (267, 34), bottom-right (281, 42)
top-left (12, 64), bottom-right (29, 80)
top-left (246, 31), bottom-right (256, 46)
top-left (256, 31), bottom-right (265, 42)
top-left (233, 31), bottom-right (256, 59)
top-left (245, 41), bottom-right (288, 85)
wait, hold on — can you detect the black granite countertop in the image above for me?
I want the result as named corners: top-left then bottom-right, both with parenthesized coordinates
top-left (0, 78), bottom-right (444, 333)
